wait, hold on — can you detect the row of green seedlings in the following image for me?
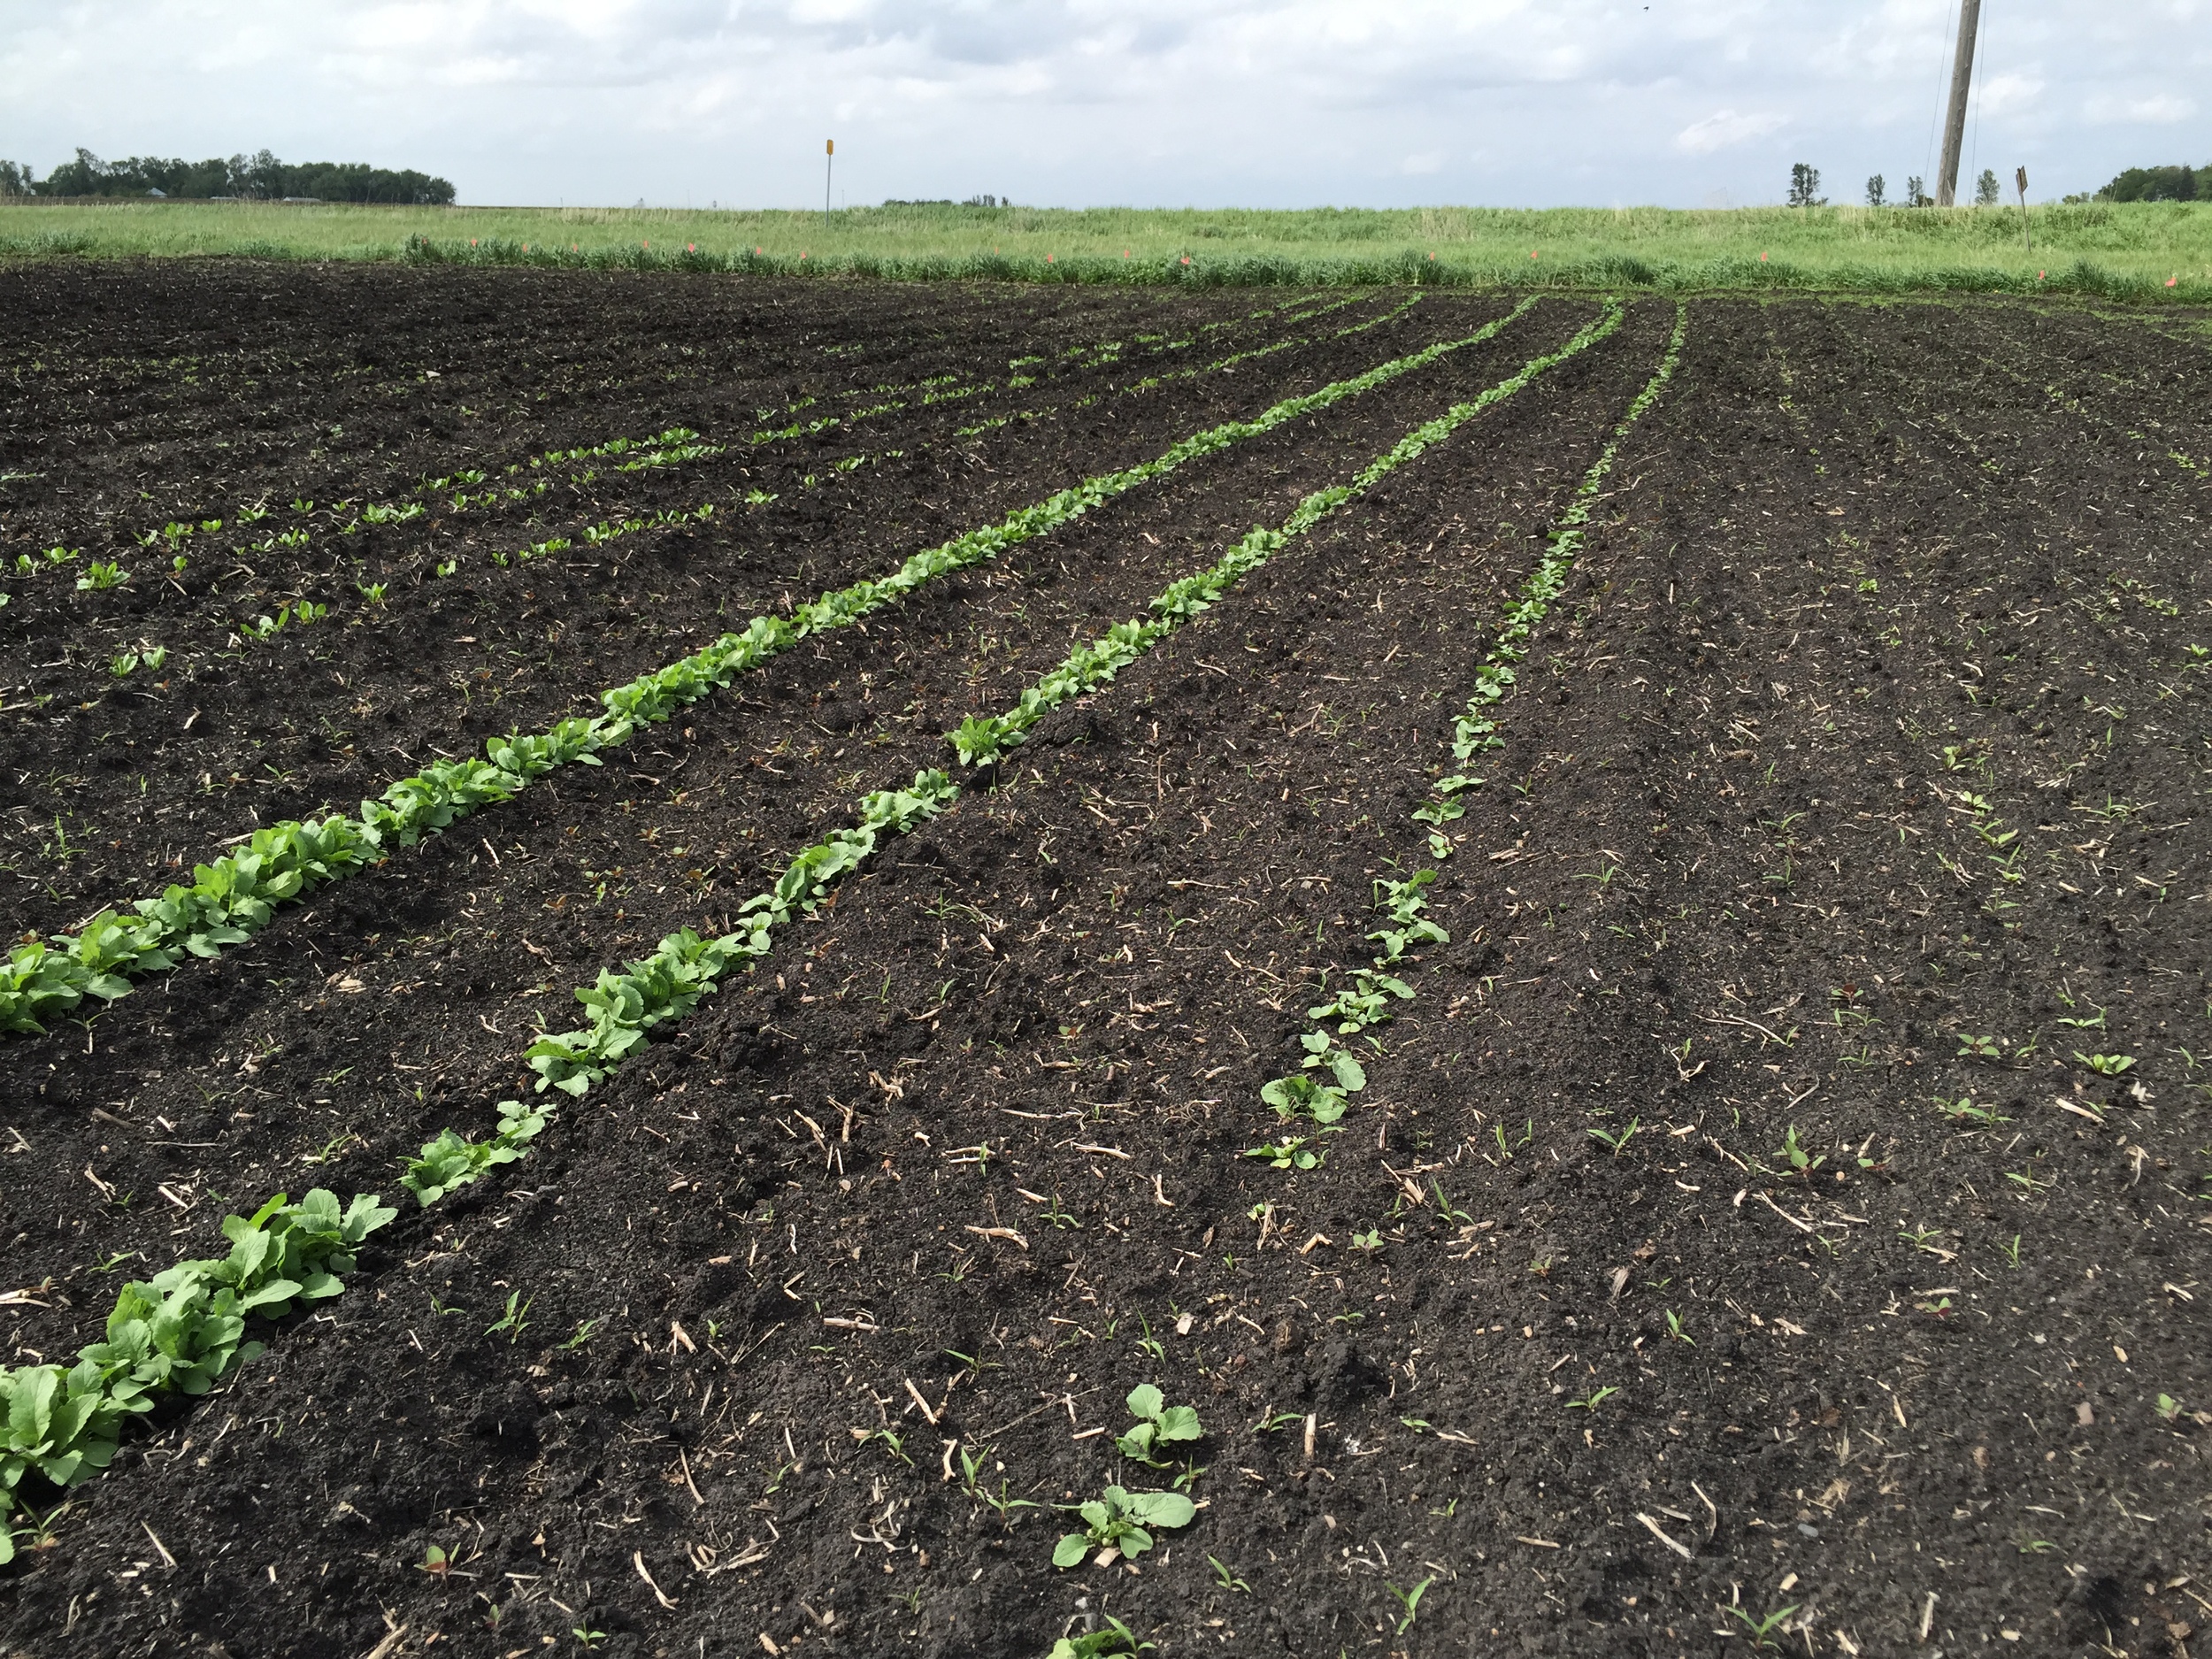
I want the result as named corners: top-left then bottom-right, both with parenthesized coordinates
top-left (2, 429), bottom-right (709, 606)
top-left (0, 1189), bottom-right (395, 1564)
top-left (0, 302), bottom-right (1583, 1570)
top-left (1249, 302), bottom-right (1689, 1172)
top-left (394, 302), bottom-right (1578, 1631)
top-left (954, 294), bottom-right (1411, 442)
top-left (21, 299), bottom-right (1356, 664)
top-left (1051, 1386), bottom-right (1207, 1659)
top-left (1125, 292), bottom-right (1422, 395)
top-left (0, 305), bottom-right (1551, 1041)
top-left (1013, 289), bottom-right (1367, 387)
top-left (760, 293), bottom-right (1337, 441)
top-left (58, 288), bottom-right (1338, 593)
top-left (19, 313), bottom-right (1302, 681)
top-left (397, 301), bottom-right (1614, 1203)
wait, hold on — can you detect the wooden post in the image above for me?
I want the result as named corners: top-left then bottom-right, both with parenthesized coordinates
top-left (1936, 0), bottom-right (1982, 207)
top-left (2016, 165), bottom-right (2032, 253)
top-left (826, 138), bottom-right (833, 222)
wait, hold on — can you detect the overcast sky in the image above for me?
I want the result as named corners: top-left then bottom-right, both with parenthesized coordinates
top-left (2, 1), bottom-right (2206, 208)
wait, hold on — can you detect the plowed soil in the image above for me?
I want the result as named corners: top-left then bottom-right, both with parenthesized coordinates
top-left (3, 265), bottom-right (2209, 1659)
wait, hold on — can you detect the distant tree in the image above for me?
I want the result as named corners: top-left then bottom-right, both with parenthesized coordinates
top-left (0, 160), bottom-right (33, 196)
top-left (1974, 168), bottom-right (2001, 206)
top-left (2096, 164), bottom-right (2200, 203)
top-left (27, 147), bottom-right (453, 204)
top-left (1865, 173), bottom-right (1886, 208)
top-left (1903, 174), bottom-right (1931, 208)
top-left (1787, 163), bottom-right (1825, 208)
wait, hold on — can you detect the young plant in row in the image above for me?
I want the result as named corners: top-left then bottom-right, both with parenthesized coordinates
top-left (523, 771), bottom-right (955, 1097)
top-left (1052, 1486), bottom-right (1196, 1568)
top-left (0, 1188), bottom-right (394, 1563)
top-left (1253, 304), bottom-right (1689, 1155)
top-left (1115, 1384), bottom-right (1203, 1469)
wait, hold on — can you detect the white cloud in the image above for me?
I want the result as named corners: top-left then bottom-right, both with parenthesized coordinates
top-left (1674, 109), bottom-right (1786, 155)
top-left (1978, 72), bottom-right (2045, 116)
top-left (2084, 90), bottom-right (2199, 124)
top-left (0, 2), bottom-right (2201, 207)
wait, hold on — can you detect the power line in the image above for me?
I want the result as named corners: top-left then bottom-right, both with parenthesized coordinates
top-left (1968, 2), bottom-right (1991, 203)
top-left (1923, 0), bottom-right (1960, 197)
top-left (1936, 0), bottom-right (1983, 205)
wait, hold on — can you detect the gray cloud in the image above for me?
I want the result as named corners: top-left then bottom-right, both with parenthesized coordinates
top-left (0, 1), bottom-right (2204, 206)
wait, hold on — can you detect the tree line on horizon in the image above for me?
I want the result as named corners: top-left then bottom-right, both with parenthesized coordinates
top-left (1790, 159), bottom-right (2206, 210)
top-left (0, 149), bottom-right (454, 204)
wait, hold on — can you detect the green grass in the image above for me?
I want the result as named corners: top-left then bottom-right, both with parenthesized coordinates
top-left (3, 198), bottom-right (2209, 302)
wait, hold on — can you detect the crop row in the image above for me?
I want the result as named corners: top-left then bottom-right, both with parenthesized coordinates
top-left (1248, 301), bottom-right (1690, 1173)
top-left (0, 299), bottom-right (1585, 1562)
top-left (0, 302), bottom-right (1537, 1041)
top-left (1, 426), bottom-right (710, 604)
top-left (0, 1188), bottom-right (394, 1564)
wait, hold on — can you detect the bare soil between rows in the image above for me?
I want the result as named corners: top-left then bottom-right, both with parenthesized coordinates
top-left (3, 274), bottom-right (2209, 1659)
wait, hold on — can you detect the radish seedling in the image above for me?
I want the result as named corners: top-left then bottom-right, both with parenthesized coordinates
top-left (1260, 1071), bottom-right (1350, 1125)
top-left (0, 1187), bottom-right (393, 1561)
top-left (1048, 1617), bottom-right (1152, 1658)
top-left (2075, 1051), bottom-right (2135, 1076)
top-left (1115, 1385), bottom-right (1202, 1466)
top-left (1051, 1486), bottom-right (1195, 1567)
top-left (403, 1102), bottom-right (547, 1203)
top-left (75, 562), bottom-right (127, 591)
top-left (1245, 1135), bottom-right (1325, 1171)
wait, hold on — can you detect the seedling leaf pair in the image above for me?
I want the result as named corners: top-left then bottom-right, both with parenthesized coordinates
top-left (1116, 1384), bottom-right (1202, 1465)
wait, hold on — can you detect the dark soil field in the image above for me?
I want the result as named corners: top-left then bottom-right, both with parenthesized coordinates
top-left (2, 263), bottom-right (2208, 1659)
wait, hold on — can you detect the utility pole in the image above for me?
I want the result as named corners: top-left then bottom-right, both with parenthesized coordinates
top-left (825, 138), bottom-right (833, 222)
top-left (1936, 0), bottom-right (1982, 206)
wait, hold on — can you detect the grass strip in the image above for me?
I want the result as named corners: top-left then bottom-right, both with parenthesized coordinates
top-left (1252, 300), bottom-right (1692, 1166)
top-left (401, 297), bottom-right (1624, 1202)
top-left (0, 1188), bottom-right (396, 1563)
top-left (0, 300), bottom-right (1545, 1042)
